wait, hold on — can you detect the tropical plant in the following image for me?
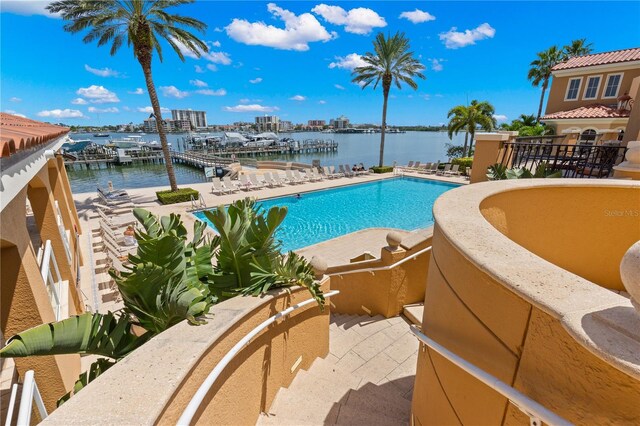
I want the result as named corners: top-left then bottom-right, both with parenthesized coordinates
top-left (445, 143), bottom-right (471, 159)
top-left (447, 100), bottom-right (496, 157)
top-left (528, 46), bottom-right (564, 123)
top-left (510, 114), bottom-right (537, 130)
top-left (563, 38), bottom-right (593, 60)
top-left (47, 0), bottom-right (209, 192)
top-left (352, 31), bottom-right (425, 167)
top-left (486, 163), bottom-right (562, 180)
top-left (204, 198), bottom-right (324, 306)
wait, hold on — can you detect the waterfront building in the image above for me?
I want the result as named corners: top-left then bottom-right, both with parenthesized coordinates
top-left (308, 120), bottom-right (326, 131)
top-left (143, 117), bottom-right (178, 133)
top-left (0, 113), bottom-right (85, 412)
top-left (330, 115), bottom-right (350, 129)
top-left (171, 109), bottom-right (207, 130)
top-left (255, 115), bottom-right (279, 132)
top-left (280, 120), bottom-right (293, 132)
top-left (542, 47), bottom-right (640, 145)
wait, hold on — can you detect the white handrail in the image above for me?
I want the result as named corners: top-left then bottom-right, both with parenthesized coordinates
top-left (16, 370), bottom-right (48, 426)
top-left (4, 383), bottom-right (19, 426)
top-left (54, 201), bottom-right (72, 265)
top-left (333, 246), bottom-right (432, 277)
top-left (409, 325), bottom-right (572, 426)
top-left (177, 290), bottom-right (340, 426)
top-left (40, 240), bottom-right (63, 321)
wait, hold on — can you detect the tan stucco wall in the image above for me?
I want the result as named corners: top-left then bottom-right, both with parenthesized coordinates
top-left (480, 186), bottom-right (640, 291)
top-left (470, 133), bottom-right (516, 184)
top-left (412, 180), bottom-right (640, 426)
top-left (546, 67), bottom-right (640, 115)
top-left (327, 237), bottom-right (431, 318)
top-left (0, 156), bottom-right (84, 413)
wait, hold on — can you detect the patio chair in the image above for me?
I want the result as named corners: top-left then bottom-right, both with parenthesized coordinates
top-left (445, 164), bottom-right (460, 176)
top-left (272, 173), bottom-right (287, 187)
top-left (304, 169), bottom-right (320, 182)
top-left (404, 161), bottom-right (414, 171)
top-left (340, 165), bottom-right (353, 177)
top-left (465, 168), bottom-right (472, 180)
top-left (249, 174), bottom-right (265, 189)
top-left (212, 178), bottom-right (232, 195)
top-left (285, 170), bottom-right (301, 184)
top-left (223, 176), bottom-right (241, 191)
top-left (312, 168), bottom-right (324, 181)
top-left (238, 174), bottom-right (254, 190)
top-left (418, 163), bottom-right (431, 174)
top-left (293, 169), bottom-right (309, 183)
top-left (358, 163), bottom-right (371, 174)
top-left (437, 164), bottom-right (452, 176)
top-left (426, 163), bottom-right (439, 174)
top-left (262, 172), bottom-right (278, 188)
top-left (410, 161), bottom-right (421, 171)
top-left (322, 166), bottom-right (335, 179)
top-left (97, 187), bottom-right (132, 206)
top-left (94, 201), bottom-right (133, 216)
top-left (96, 208), bottom-right (136, 229)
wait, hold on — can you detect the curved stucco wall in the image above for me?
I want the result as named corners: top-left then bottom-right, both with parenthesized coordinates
top-left (480, 186), bottom-right (640, 291)
top-left (412, 179), bottom-right (640, 425)
top-left (43, 282), bottom-right (330, 425)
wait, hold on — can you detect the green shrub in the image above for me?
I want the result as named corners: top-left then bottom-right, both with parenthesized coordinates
top-left (371, 166), bottom-right (394, 174)
top-left (451, 157), bottom-right (473, 175)
top-left (156, 188), bottom-right (199, 205)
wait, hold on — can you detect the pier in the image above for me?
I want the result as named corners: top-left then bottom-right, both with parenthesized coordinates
top-left (64, 149), bottom-right (165, 170)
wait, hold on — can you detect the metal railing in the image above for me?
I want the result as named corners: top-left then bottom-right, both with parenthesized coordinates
top-left (54, 201), bottom-right (72, 265)
top-left (409, 325), bottom-right (571, 426)
top-left (498, 142), bottom-right (626, 178)
top-left (177, 290), bottom-right (340, 426)
top-left (332, 246), bottom-right (432, 277)
top-left (39, 240), bottom-right (63, 321)
top-left (190, 193), bottom-right (207, 210)
top-left (4, 370), bottom-right (48, 426)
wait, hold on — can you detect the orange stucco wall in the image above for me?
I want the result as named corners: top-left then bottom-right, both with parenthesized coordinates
top-left (480, 186), bottom-right (640, 291)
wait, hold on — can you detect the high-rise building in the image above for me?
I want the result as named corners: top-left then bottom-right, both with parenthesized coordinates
top-left (143, 118), bottom-right (177, 133)
top-left (330, 115), bottom-right (350, 129)
top-left (171, 109), bottom-right (207, 130)
top-left (280, 121), bottom-right (293, 132)
top-left (308, 120), bottom-right (326, 130)
top-left (255, 115), bottom-right (280, 132)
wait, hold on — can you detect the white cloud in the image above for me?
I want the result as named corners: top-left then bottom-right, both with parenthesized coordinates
top-left (211, 40), bottom-right (221, 47)
top-left (226, 3), bottom-right (336, 51)
top-left (76, 85), bottom-right (119, 103)
top-left (137, 106), bottom-right (170, 114)
top-left (71, 98), bottom-right (88, 105)
top-left (334, 84), bottom-right (345, 90)
top-left (207, 51), bottom-right (232, 65)
top-left (37, 108), bottom-right (85, 118)
top-left (190, 79), bottom-right (208, 88)
top-left (329, 53), bottom-right (367, 70)
top-left (439, 23), bottom-right (496, 49)
top-left (160, 86), bottom-right (189, 99)
top-left (493, 114), bottom-right (508, 122)
top-left (421, 94), bottom-right (431, 101)
top-left (128, 88), bottom-right (144, 95)
top-left (194, 65), bottom-right (205, 73)
top-left (88, 106), bottom-right (119, 113)
top-left (122, 106), bottom-right (131, 111)
top-left (171, 37), bottom-right (232, 65)
top-left (84, 64), bottom-right (121, 77)
top-left (312, 4), bottom-right (386, 35)
top-left (430, 58), bottom-right (444, 72)
top-left (196, 89), bottom-right (227, 96)
top-left (223, 104), bottom-right (279, 113)
top-left (239, 98), bottom-right (263, 104)
top-left (249, 77), bottom-right (263, 84)
top-left (206, 64), bottom-right (218, 72)
top-left (289, 95), bottom-right (306, 101)
top-left (9, 97), bottom-right (21, 102)
top-left (1, 1), bottom-right (59, 18)
top-left (399, 9), bottom-right (435, 24)
top-left (318, 100), bottom-right (327, 104)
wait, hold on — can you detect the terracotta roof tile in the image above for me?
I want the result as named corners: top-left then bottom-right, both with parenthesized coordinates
top-left (541, 104), bottom-right (630, 120)
top-left (0, 113), bottom-right (69, 158)
top-left (553, 47), bottom-right (640, 71)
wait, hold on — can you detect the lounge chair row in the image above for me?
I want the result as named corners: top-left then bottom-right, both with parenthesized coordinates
top-left (401, 161), bottom-right (465, 177)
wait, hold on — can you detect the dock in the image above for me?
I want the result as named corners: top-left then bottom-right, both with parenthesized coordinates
top-left (64, 149), bottom-right (165, 170)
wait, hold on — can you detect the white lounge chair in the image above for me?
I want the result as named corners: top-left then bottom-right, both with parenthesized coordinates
top-left (330, 165), bottom-right (344, 177)
top-left (285, 170), bottom-right (301, 184)
top-left (437, 164), bottom-right (452, 176)
top-left (312, 168), bottom-right (324, 181)
top-left (425, 163), bottom-right (439, 174)
top-left (212, 178), bottom-right (232, 195)
top-left (96, 208), bottom-right (136, 229)
top-left (339, 165), bottom-right (353, 177)
top-left (97, 187), bottom-right (132, 206)
top-left (445, 164), bottom-right (460, 176)
top-left (293, 170), bottom-right (309, 183)
top-left (304, 169), bottom-right (320, 182)
top-left (223, 176), bottom-right (241, 191)
top-left (238, 174), bottom-right (254, 190)
top-left (249, 174), bottom-right (265, 189)
top-left (272, 173), bottom-right (287, 186)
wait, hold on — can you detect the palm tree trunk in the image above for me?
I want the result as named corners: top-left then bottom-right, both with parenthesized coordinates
top-left (462, 131), bottom-right (469, 157)
top-left (379, 81), bottom-right (390, 167)
top-left (536, 79), bottom-right (548, 123)
top-left (139, 60), bottom-right (178, 192)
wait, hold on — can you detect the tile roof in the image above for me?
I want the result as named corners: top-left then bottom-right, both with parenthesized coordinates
top-left (541, 104), bottom-right (631, 120)
top-left (553, 47), bottom-right (640, 71)
top-left (0, 113), bottom-right (69, 158)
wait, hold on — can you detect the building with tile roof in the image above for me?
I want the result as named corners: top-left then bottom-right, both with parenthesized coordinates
top-left (542, 47), bottom-right (640, 145)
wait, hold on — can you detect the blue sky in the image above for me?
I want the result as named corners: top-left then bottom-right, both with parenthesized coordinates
top-left (1, 1), bottom-right (639, 126)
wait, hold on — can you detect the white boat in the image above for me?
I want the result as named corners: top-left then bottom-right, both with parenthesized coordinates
top-left (246, 132), bottom-right (279, 147)
top-left (107, 135), bottom-right (168, 150)
top-left (222, 132), bottom-right (249, 147)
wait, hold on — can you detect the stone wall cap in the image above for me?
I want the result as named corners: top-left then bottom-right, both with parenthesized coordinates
top-left (474, 132), bottom-right (511, 141)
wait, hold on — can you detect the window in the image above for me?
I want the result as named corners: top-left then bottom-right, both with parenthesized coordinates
top-left (603, 73), bottom-right (623, 98)
top-left (583, 75), bottom-right (601, 100)
top-left (579, 129), bottom-right (597, 143)
top-left (565, 78), bottom-right (582, 100)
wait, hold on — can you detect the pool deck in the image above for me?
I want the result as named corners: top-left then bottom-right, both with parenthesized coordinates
top-left (72, 170), bottom-right (467, 313)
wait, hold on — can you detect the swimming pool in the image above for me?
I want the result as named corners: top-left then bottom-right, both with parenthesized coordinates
top-left (193, 177), bottom-right (460, 251)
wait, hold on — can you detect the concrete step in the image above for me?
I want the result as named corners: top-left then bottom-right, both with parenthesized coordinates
top-left (342, 381), bottom-right (412, 421)
top-left (335, 402), bottom-right (409, 426)
top-left (402, 303), bottom-right (423, 326)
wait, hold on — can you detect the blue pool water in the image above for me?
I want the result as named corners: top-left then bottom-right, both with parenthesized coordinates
top-left (193, 177), bottom-right (459, 252)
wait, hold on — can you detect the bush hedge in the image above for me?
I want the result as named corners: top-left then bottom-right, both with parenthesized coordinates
top-left (156, 188), bottom-right (199, 205)
top-left (370, 166), bottom-right (394, 174)
top-left (451, 157), bottom-right (473, 175)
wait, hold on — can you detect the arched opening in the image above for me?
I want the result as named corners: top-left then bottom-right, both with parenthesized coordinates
top-left (578, 129), bottom-right (597, 144)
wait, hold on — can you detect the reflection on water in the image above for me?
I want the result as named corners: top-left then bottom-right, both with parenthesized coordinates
top-left (66, 131), bottom-right (464, 192)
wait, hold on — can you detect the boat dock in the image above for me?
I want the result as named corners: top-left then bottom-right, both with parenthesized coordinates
top-left (64, 150), bottom-right (165, 170)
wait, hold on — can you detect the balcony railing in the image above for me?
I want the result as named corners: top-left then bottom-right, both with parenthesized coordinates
top-left (38, 240), bottom-right (64, 321)
top-left (4, 370), bottom-right (48, 426)
top-left (498, 142), bottom-right (627, 178)
top-left (54, 200), bottom-right (72, 265)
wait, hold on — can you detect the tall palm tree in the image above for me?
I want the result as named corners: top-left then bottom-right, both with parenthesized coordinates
top-left (447, 100), bottom-right (496, 157)
top-left (563, 38), bottom-right (593, 59)
top-left (528, 46), bottom-right (564, 123)
top-left (512, 113), bottom-right (537, 129)
top-left (47, 0), bottom-right (208, 192)
top-left (352, 32), bottom-right (425, 167)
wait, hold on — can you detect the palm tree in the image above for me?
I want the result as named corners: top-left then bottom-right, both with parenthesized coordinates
top-left (352, 32), bottom-right (425, 167)
top-left (563, 38), bottom-right (593, 59)
top-left (47, 0), bottom-right (209, 192)
top-left (528, 46), bottom-right (564, 123)
top-left (511, 113), bottom-right (537, 129)
top-left (447, 100), bottom-right (496, 157)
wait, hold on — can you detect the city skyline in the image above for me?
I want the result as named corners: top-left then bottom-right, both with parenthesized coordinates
top-left (1, 1), bottom-right (639, 126)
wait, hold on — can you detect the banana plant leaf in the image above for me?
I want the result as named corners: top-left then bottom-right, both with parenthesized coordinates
top-left (0, 312), bottom-right (150, 360)
top-left (57, 358), bottom-right (116, 407)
